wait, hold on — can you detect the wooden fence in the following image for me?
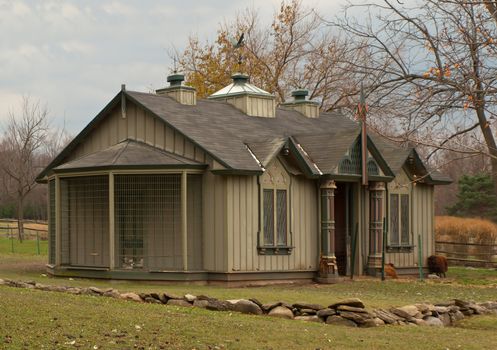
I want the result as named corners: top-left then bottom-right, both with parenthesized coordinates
top-left (435, 241), bottom-right (497, 268)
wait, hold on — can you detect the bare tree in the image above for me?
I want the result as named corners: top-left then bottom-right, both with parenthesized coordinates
top-left (0, 96), bottom-right (49, 241)
top-left (331, 0), bottom-right (497, 194)
top-left (178, 0), bottom-right (367, 111)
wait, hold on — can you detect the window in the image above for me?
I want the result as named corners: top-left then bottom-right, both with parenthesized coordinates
top-left (263, 189), bottom-right (288, 247)
top-left (389, 193), bottom-right (410, 249)
top-left (258, 159), bottom-right (292, 255)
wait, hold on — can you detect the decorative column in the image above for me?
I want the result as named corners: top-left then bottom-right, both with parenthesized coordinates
top-left (317, 180), bottom-right (339, 283)
top-left (367, 182), bottom-right (385, 274)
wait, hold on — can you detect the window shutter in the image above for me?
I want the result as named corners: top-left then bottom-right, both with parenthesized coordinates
top-left (276, 189), bottom-right (287, 245)
top-left (401, 194), bottom-right (410, 245)
top-left (263, 189), bottom-right (274, 245)
top-left (390, 194), bottom-right (399, 244)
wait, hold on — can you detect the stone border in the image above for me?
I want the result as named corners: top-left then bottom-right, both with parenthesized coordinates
top-left (1, 278), bottom-right (496, 328)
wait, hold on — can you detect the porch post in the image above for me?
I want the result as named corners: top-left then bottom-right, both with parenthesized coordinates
top-left (317, 179), bottom-right (339, 283)
top-left (55, 175), bottom-right (61, 266)
top-left (109, 172), bottom-right (115, 270)
top-left (181, 171), bottom-right (188, 271)
top-left (367, 182), bottom-right (385, 275)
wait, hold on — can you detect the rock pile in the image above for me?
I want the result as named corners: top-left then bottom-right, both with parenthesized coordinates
top-left (1, 278), bottom-right (496, 328)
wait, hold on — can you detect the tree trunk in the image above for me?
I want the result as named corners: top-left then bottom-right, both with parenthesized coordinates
top-left (17, 197), bottom-right (24, 243)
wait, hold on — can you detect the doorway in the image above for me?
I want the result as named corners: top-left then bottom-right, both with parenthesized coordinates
top-left (334, 182), bottom-right (355, 276)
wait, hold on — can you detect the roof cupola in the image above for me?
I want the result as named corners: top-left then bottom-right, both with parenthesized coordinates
top-left (208, 73), bottom-right (276, 118)
top-left (280, 88), bottom-right (320, 118)
top-left (156, 72), bottom-right (196, 105)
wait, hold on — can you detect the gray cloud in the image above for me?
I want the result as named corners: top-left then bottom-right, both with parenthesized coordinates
top-left (0, 0), bottom-right (344, 132)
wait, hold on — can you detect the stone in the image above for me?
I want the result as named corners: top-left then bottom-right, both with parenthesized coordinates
top-left (249, 298), bottom-right (264, 309)
top-left (88, 287), bottom-right (103, 295)
top-left (120, 292), bottom-right (142, 302)
top-left (149, 293), bottom-right (163, 302)
top-left (480, 301), bottom-right (497, 310)
top-left (360, 318), bottom-right (384, 328)
top-left (326, 315), bottom-right (357, 327)
top-left (66, 287), bottom-right (82, 295)
top-left (373, 309), bottom-right (401, 324)
top-left (329, 298), bottom-right (365, 309)
top-left (184, 294), bottom-right (197, 302)
top-left (144, 297), bottom-right (163, 304)
top-left (164, 292), bottom-right (182, 300)
top-left (158, 293), bottom-right (169, 304)
top-left (0, 278), bottom-right (6, 285)
top-left (34, 283), bottom-right (49, 290)
top-left (461, 309), bottom-right (474, 316)
top-left (468, 303), bottom-right (488, 315)
top-left (262, 302), bottom-right (282, 313)
top-left (336, 305), bottom-right (369, 314)
top-left (103, 289), bottom-right (121, 298)
top-left (317, 308), bottom-right (336, 318)
top-left (268, 306), bottom-right (294, 319)
top-left (193, 299), bottom-right (209, 308)
top-left (433, 306), bottom-right (449, 314)
top-left (410, 318), bottom-right (427, 326)
top-left (414, 304), bottom-right (431, 313)
top-left (449, 310), bottom-right (465, 323)
top-left (167, 299), bottom-right (192, 307)
top-left (423, 316), bottom-right (443, 327)
top-left (294, 315), bottom-right (322, 323)
top-left (339, 311), bottom-right (372, 325)
top-left (438, 313), bottom-right (452, 326)
top-left (300, 309), bottom-right (317, 315)
top-left (292, 303), bottom-right (325, 311)
top-left (229, 299), bottom-right (263, 315)
top-left (454, 299), bottom-right (470, 308)
top-left (391, 305), bottom-right (419, 319)
top-left (205, 299), bottom-right (234, 312)
top-left (427, 274), bottom-right (440, 279)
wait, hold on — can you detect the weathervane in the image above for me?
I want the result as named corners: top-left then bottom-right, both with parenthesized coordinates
top-left (230, 32), bottom-right (245, 69)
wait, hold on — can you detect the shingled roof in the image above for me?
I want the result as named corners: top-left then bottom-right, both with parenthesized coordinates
top-left (38, 88), bottom-right (450, 184)
top-left (53, 139), bottom-right (205, 173)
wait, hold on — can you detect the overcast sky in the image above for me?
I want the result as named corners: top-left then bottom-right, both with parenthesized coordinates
top-left (0, 0), bottom-right (348, 133)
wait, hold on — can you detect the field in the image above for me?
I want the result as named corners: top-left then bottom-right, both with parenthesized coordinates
top-left (1, 239), bottom-right (497, 349)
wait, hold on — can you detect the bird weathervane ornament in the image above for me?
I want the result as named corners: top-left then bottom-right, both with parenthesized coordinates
top-left (230, 33), bottom-right (245, 69)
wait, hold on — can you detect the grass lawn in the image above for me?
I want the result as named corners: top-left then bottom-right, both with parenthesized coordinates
top-left (1, 241), bottom-right (497, 349)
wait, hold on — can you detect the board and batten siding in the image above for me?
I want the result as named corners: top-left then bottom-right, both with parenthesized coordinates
top-left (225, 158), bottom-right (319, 273)
top-left (385, 168), bottom-right (435, 268)
top-left (66, 100), bottom-right (211, 166)
top-left (202, 170), bottom-right (227, 272)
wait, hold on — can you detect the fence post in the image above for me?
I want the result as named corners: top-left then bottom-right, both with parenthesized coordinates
top-left (418, 234), bottom-right (424, 281)
top-left (36, 230), bottom-right (40, 255)
top-left (10, 227), bottom-right (14, 253)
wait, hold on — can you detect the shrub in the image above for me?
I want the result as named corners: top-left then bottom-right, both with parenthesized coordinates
top-left (435, 216), bottom-right (497, 245)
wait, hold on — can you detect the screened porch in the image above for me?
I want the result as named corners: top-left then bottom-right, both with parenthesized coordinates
top-left (47, 140), bottom-right (205, 273)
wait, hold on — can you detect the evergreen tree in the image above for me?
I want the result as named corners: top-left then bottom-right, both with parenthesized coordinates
top-left (447, 174), bottom-right (497, 222)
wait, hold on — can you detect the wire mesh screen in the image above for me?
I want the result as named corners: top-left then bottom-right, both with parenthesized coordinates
top-left (187, 174), bottom-right (203, 270)
top-left (115, 174), bottom-right (182, 270)
top-left (48, 179), bottom-right (56, 265)
top-left (60, 176), bottom-right (109, 267)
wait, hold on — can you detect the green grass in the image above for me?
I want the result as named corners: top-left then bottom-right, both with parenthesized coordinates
top-left (1, 248), bottom-right (497, 348)
top-left (0, 236), bottom-right (48, 256)
top-left (1, 286), bottom-right (497, 349)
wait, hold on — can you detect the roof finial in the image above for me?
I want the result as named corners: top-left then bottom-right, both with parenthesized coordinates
top-left (173, 56), bottom-right (178, 74)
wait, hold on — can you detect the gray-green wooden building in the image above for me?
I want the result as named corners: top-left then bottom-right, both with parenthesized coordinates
top-left (37, 73), bottom-right (450, 282)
